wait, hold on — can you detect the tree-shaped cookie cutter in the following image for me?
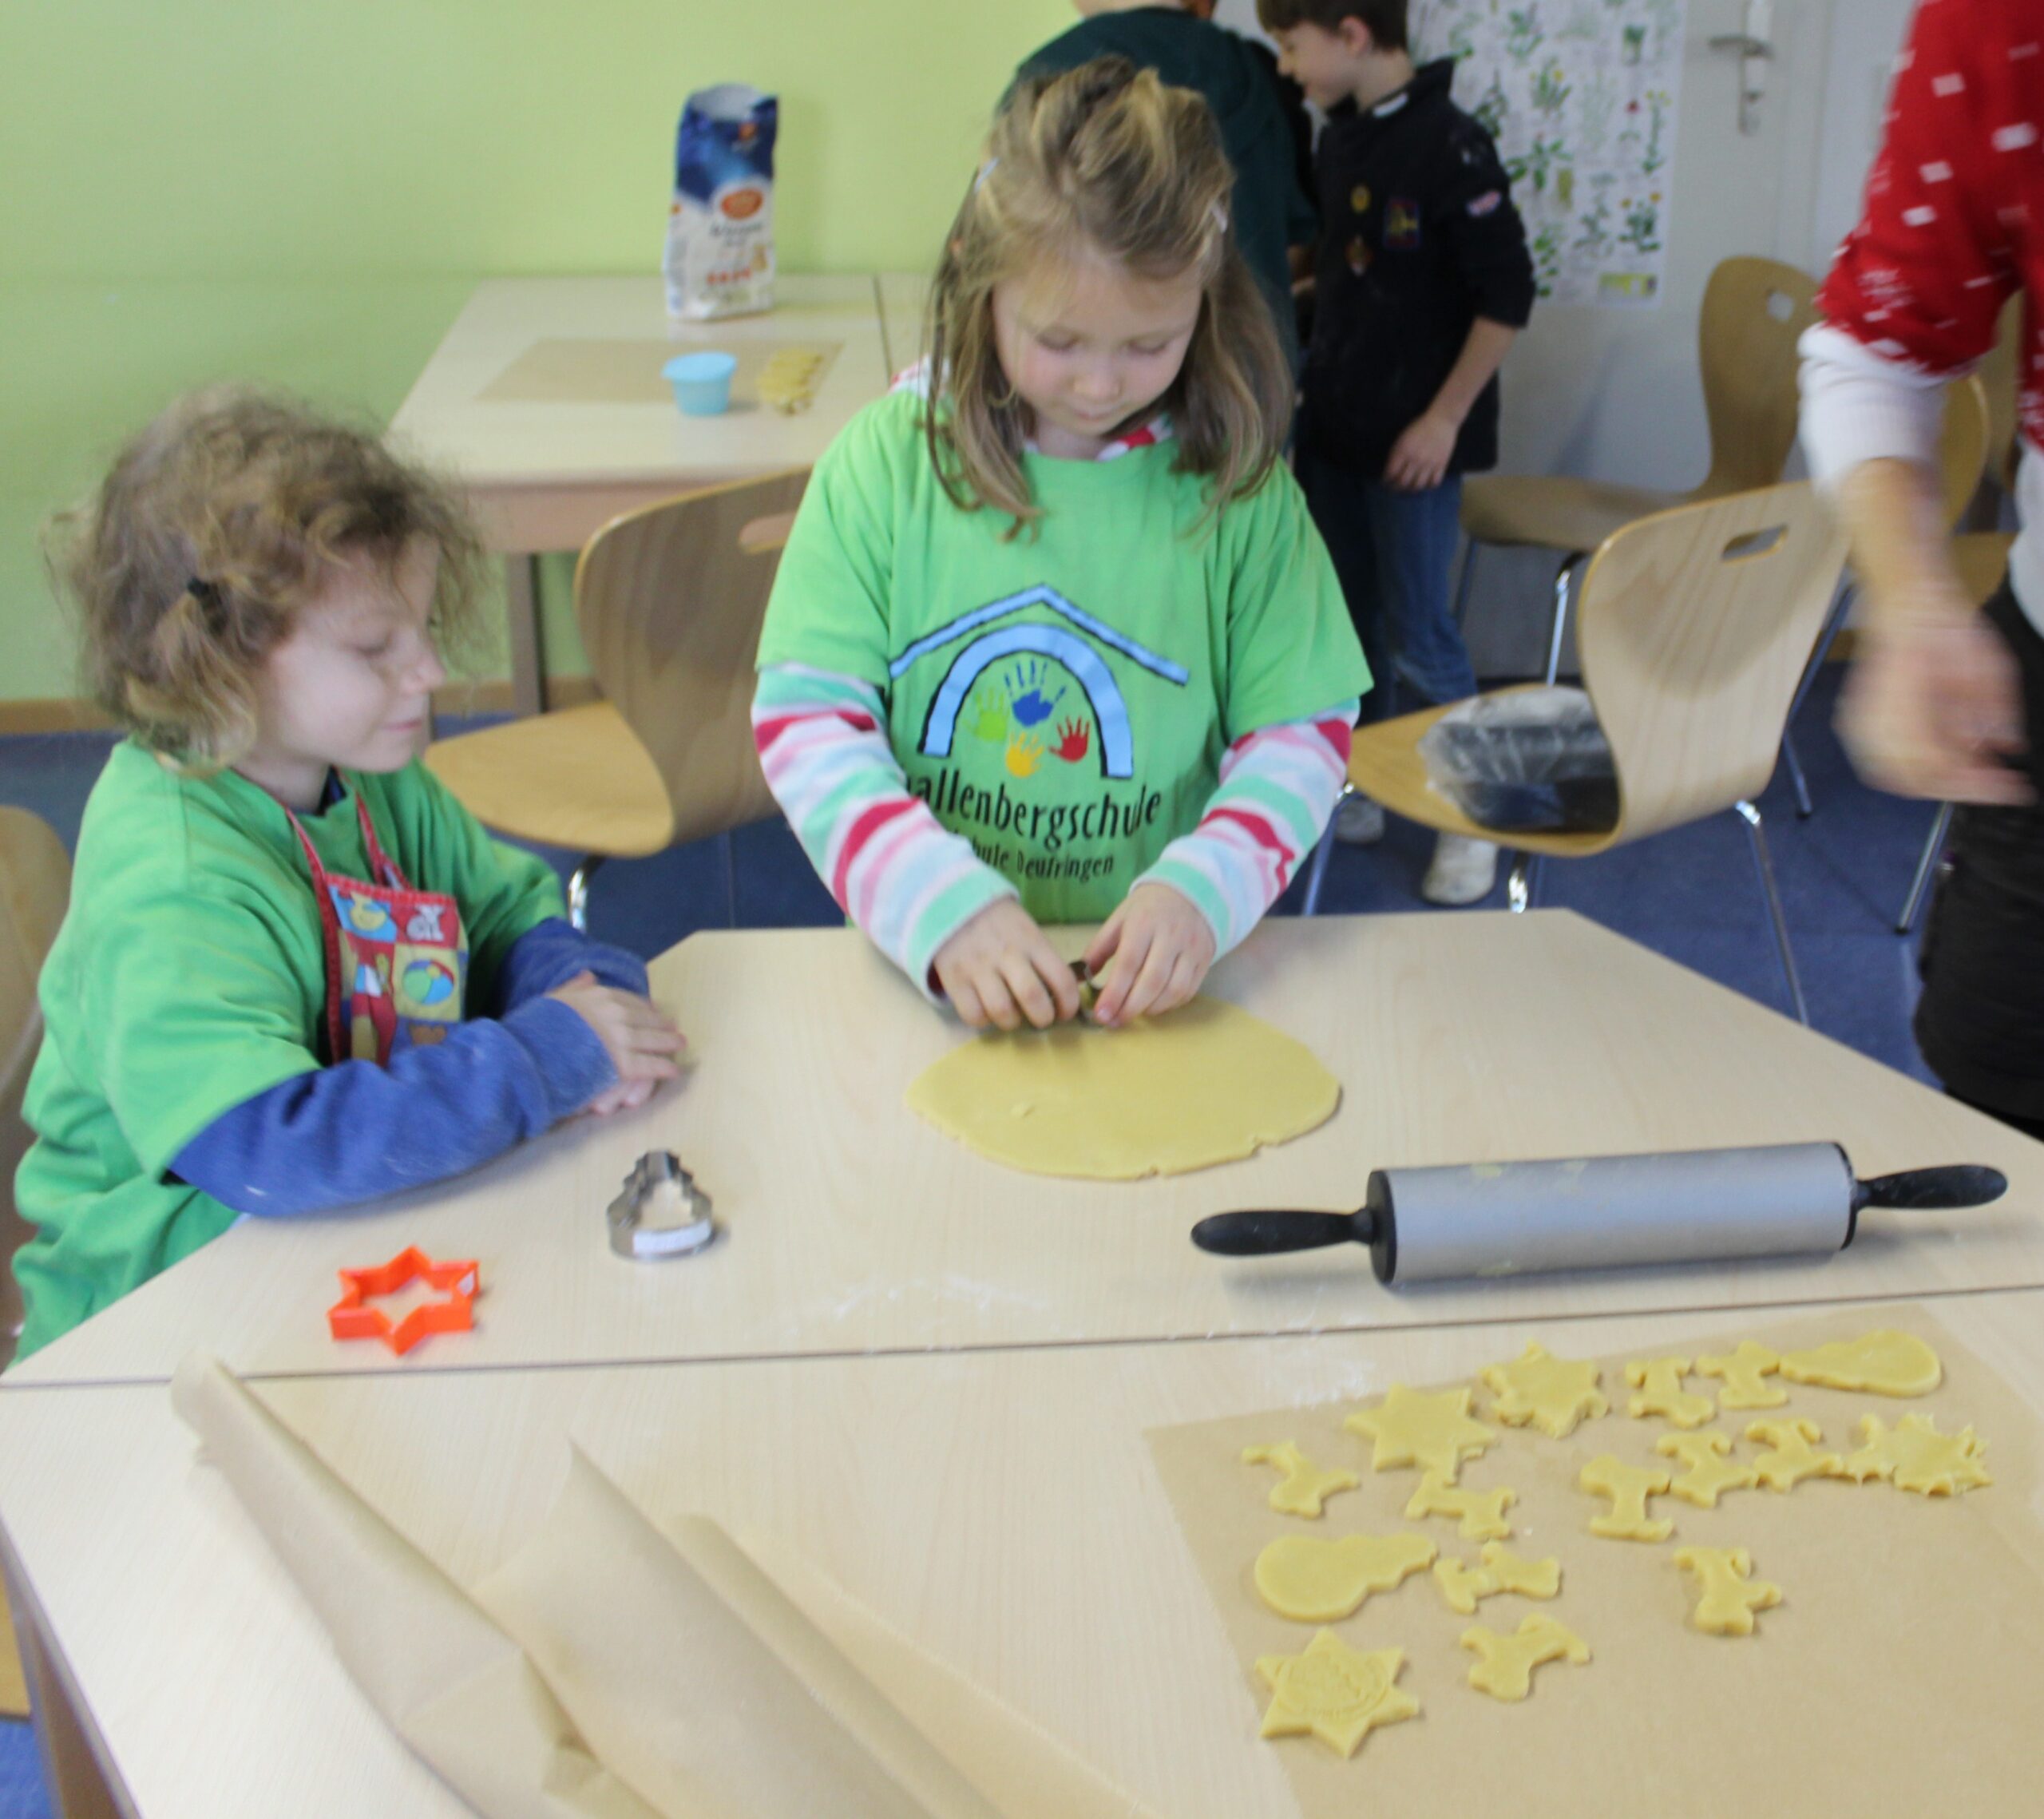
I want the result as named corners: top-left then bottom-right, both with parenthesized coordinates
top-left (327, 1246), bottom-right (479, 1354)
top-left (608, 1151), bottom-right (717, 1259)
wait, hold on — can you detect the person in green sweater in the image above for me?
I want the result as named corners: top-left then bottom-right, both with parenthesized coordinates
top-left (1020, 1), bottom-right (1317, 374)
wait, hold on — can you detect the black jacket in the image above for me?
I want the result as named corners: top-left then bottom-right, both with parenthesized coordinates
top-left (1020, 9), bottom-right (1317, 371)
top-left (1300, 59), bottom-right (1535, 480)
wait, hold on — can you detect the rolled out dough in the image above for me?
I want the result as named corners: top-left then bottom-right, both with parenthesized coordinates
top-left (904, 997), bottom-right (1339, 1180)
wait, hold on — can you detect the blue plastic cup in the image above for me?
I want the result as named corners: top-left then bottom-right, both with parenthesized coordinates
top-left (664, 351), bottom-right (738, 416)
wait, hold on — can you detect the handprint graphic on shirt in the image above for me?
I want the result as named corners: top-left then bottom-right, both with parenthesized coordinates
top-left (964, 682), bottom-right (1010, 743)
top-left (1052, 718), bottom-right (1091, 764)
top-left (1004, 659), bottom-right (1066, 729)
top-left (1004, 731), bottom-right (1047, 778)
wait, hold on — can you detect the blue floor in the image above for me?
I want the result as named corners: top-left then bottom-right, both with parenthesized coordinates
top-left (0, 666), bottom-right (1943, 1819)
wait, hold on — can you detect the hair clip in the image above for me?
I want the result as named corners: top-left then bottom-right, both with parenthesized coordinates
top-left (186, 576), bottom-right (220, 603)
top-left (1210, 202), bottom-right (1230, 234)
top-left (972, 157), bottom-right (999, 193)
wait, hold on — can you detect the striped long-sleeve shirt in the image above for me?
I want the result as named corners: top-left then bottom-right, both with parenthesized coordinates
top-left (755, 661), bottom-right (1357, 996)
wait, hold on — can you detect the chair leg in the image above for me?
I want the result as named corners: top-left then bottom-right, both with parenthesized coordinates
top-left (1505, 850), bottom-right (1540, 912)
top-left (1302, 791), bottom-right (1345, 917)
top-left (1452, 537), bottom-right (1481, 628)
top-left (722, 828), bottom-right (740, 929)
top-left (1896, 801), bottom-right (1955, 937)
top-left (1777, 577), bottom-right (1854, 821)
top-left (567, 854), bottom-right (607, 932)
top-left (1543, 555), bottom-right (1583, 685)
top-left (1781, 731), bottom-right (1814, 819)
top-left (1736, 800), bottom-right (1808, 1026)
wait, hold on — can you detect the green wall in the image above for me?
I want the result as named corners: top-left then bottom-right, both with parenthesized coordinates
top-left (1, 0), bottom-right (1072, 703)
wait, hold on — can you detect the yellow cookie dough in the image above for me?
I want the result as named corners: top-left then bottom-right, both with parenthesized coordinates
top-left (1253, 1532), bottom-right (1438, 1623)
top-left (1624, 1357), bottom-right (1716, 1429)
top-left (1777, 1330), bottom-right (1943, 1397)
top-left (1433, 1543), bottom-right (1562, 1616)
top-left (1460, 1613), bottom-right (1590, 1702)
top-left (1242, 1442), bottom-right (1361, 1519)
top-left (1844, 1414), bottom-right (1993, 1496)
top-left (1345, 1384), bottom-right (1497, 1484)
top-left (1657, 1430), bottom-right (1760, 1508)
top-left (1480, 1342), bottom-right (1609, 1439)
top-left (1696, 1340), bottom-right (1788, 1409)
top-left (755, 347), bottom-right (828, 413)
top-left (1579, 1456), bottom-right (1674, 1541)
top-left (904, 996), bottom-right (1339, 1179)
top-left (1675, 1546), bottom-right (1782, 1636)
top-left (1745, 1418), bottom-right (1846, 1492)
top-left (1256, 1633), bottom-right (1420, 1758)
top-left (1404, 1471), bottom-right (1515, 1541)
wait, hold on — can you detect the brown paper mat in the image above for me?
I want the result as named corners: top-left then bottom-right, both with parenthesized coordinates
top-left (1147, 1304), bottom-right (2044, 1814)
top-left (478, 338), bottom-right (842, 406)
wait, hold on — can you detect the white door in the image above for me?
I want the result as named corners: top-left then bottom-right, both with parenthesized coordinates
top-left (1215, 0), bottom-right (1909, 672)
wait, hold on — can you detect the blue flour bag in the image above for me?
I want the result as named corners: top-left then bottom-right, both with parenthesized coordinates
top-left (664, 84), bottom-right (777, 319)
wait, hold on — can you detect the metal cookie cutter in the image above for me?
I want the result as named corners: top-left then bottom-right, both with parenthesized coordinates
top-left (608, 1151), bottom-right (716, 1259)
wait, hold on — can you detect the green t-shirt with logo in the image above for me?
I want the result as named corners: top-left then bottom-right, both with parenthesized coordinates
top-left (12, 745), bottom-right (563, 1361)
top-left (757, 389), bottom-right (1369, 925)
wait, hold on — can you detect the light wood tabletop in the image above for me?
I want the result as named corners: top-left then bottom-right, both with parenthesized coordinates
top-left (2, 1288), bottom-right (2038, 1817)
top-left (11, 910), bottom-right (2044, 1390)
top-left (388, 272), bottom-right (901, 711)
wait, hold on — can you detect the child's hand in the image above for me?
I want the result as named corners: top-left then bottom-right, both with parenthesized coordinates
top-left (580, 1076), bottom-right (660, 1118)
top-left (1084, 884), bottom-right (1216, 1028)
top-left (547, 971), bottom-right (686, 1104)
top-left (933, 899), bottom-right (1083, 1031)
top-left (1385, 407), bottom-right (1460, 491)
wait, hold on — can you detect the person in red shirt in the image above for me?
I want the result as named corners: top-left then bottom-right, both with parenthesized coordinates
top-left (1801, 0), bottom-right (2044, 1132)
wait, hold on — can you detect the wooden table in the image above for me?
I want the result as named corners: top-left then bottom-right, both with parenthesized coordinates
top-left (12, 911), bottom-right (2044, 1390)
top-left (389, 274), bottom-right (904, 715)
top-left (2, 1288), bottom-right (2039, 1817)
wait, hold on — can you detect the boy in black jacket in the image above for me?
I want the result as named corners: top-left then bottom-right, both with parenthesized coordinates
top-left (1260, 0), bottom-right (1535, 905)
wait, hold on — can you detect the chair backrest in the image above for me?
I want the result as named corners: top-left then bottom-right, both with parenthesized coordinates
top-left (1935, 373), bottom-right (1993, 530)
top-left (573, 467), bottom-right (810, 850)
top-left (1576, 482), bottom-right (1849, 846)
top-left (1980, 294), bottom-right (2024, 497)
top-left (0, 809), bottom-right (71, 1361)
top-left (1697, 256), bottom-right (1821, 496)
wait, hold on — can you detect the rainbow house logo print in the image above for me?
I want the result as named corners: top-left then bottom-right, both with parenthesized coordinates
top-left (892, 585), bottom-right (1187, 782)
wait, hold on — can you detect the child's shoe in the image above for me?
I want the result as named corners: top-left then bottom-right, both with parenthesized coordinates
top-left (1333, 794), bottom-right (1386, 846)
top-left (1422, 833), bottom-right (1498, 906)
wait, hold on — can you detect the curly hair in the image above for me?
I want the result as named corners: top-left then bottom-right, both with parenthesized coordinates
top-left (922, 57), bottom-right (1293, 536)
top-left (47, 387), bottom-right (485, 771)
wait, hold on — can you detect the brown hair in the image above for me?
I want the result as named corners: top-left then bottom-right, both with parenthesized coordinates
top-left (47, 387), bottom-right (485, 771)
top-left (922, 57), bottom-right (1293, 535)
top-left (1254, 0), bottom-right (1408, 51)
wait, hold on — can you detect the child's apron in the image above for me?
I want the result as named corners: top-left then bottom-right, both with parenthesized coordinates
top-left (285, 797), bottom-right (468, 1064)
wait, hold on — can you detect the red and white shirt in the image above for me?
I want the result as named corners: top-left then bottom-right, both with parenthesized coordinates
top-left (1800, 0), bottom-right (2044, 624)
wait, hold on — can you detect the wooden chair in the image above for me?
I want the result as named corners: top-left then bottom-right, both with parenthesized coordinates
top-left (1, 807), bottom-right (69, 1373)
top-left (426, 469), bottom-right (810, 927)
top-left (1344, 483), bottom-right (1850, 1024)
top-left (1456, 256), bottom-right (1820, 684)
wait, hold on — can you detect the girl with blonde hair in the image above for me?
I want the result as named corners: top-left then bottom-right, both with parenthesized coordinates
top-left (755, 58), bottom-right (1368, 1030)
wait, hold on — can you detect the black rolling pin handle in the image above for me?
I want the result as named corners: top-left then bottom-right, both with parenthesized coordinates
top-left (1190, 1208), bottom-right (1375, 1256)
top-left (1852, 1165), bottom-right (2008, 1212)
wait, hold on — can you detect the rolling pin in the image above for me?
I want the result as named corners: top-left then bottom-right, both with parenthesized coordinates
top-left (1190, 1143), bottom-right (2007, 1286)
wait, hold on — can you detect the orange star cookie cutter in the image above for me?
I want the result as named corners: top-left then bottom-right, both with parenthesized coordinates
top-left (327, 1246), bottom-right (479, 1355)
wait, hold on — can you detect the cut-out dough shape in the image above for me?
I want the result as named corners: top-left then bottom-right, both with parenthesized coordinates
top-left (1242, 1442), bottom-right (1361, 1519)
top-left (1745, 1418), bottom-right (1846, 1492)
top-left (1624, 1357), bottom-right (1716, 1429)
top-left (1433, 1543), bottom-right (1563, 1615)
top-left (1579, 1456), bottom-right (1674, 1540)
top-left (1777, 1330), bottom-right (1942, 1397)
top-left (1253, 1532), bottom-right (1438, 1623)
top-left (1345, 1384), bottom-right (1496, 1484)
top-left (1674, 1547), bottom-right (1782, 1636)
top-left (1256, 1633), bottom-right (1420, 1758)
top-left (1404, 1471), bottom-right (1515, 1540)
top-left (1657, 1430), bottom-right (1760, 1508)
top-left (1844, 1414), bottom-right (1993, 1496)
top-left (1480, 1342), bottom-right (1609, 1439)
top-left (1460, 1614), bottom-right (1590, 1702)
top-left (905, 996), bottom-right (1338, 1179)
top-left (1695, 1340), bottom-right (1788, 1409)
